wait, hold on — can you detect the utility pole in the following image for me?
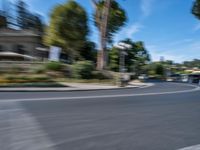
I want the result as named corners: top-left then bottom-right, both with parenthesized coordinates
top-left (115, 42), bottom-right (132, 87)
top-left (97, 0), bottom-right (111, 70)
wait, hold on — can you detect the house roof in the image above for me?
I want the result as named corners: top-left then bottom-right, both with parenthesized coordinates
top-left (0, 52), bottom-right (38, 60)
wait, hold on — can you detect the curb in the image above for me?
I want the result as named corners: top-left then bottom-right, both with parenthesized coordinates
top-left (0, 86), bottom-right (139, 92)
top-left (0, 83), bottom-right (154, 92)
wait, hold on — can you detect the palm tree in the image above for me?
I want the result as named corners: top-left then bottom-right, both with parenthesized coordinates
top-left (91, 0), bottom-right (111, 70)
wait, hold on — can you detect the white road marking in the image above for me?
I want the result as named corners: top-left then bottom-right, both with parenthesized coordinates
top-left (0, 84), bottom-right (200, 102)
top-left (139, 83), bottom-right (155, 88)
top-left (178, 144), bottom-right (200, 150)
top-left (0, 101), bottom-right (55, 150)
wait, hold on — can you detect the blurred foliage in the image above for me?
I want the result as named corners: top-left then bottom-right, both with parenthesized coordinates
top-left (2, 74), bottom-right (51, 83)
top-left (0, 15), bottom-right (7, 28)
top-left (183, 59), bottom-right (200, 68)
top-left (17, 0), bottom-right (44, 33)
top-left (109, 38), bottom-right (150, 74)
top-left (155, 64), bottom-right (165, 76)
top-left (192, 0), bottom-right (200, 20)
top-left (45, 0), bottom-right (89, 62)
top-left (32, 66), bottom-right (47, 74)
top-left (92, 70), bottom-right (113, 80)
top-left (145, 62), bottom-right (165, 77)
top-left (72, 61), bottom-right (94, 79)
top-left (94, 0), bottom-right (127, 44)
top-left (45, 61), bottom-right (63, 71)
top-left (11, 65), bottom-right (24, 74)
top-left (80, 41), bottom-right (97, 63)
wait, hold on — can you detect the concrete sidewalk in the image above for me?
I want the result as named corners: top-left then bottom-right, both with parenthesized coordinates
top-left (0, 82), bottom-right (154, 92)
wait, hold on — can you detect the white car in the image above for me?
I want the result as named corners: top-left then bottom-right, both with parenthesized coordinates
top-left (138, 74), bottom-right (148, 80)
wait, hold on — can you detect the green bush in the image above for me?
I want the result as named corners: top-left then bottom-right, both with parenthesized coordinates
top-left (64, 65), bottom-right (73, 78)
top-left (4, 75), bottom-right (51, 82)
top-left (155, 64), bottom-right (165, 76)
top-left (11, 65), bottom-right (24, 74)
top-left (32, 66), bottom-right (47, 74)
top-left (45, 61), bottom-right (63, 71)
top-left (29, 76), bottom-right (51, 81)
top-left (4, 75), bottom-right (19, 81)
top-left (92, 71), bottom-right (113, 80)
top-left (72, 61), bottom-right (94, 79)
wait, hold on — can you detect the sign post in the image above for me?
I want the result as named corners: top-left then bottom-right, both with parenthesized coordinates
top-left (115, 42), bottom-right (132, 87)
top-left (49, 46), bottom-right (61, 62)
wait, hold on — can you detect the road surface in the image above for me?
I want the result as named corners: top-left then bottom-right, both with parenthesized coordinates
top-left (0, 82), bottom-right (200, 150)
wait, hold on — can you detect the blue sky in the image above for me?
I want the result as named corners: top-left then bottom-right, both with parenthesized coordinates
top-left (9, 0), bottom-right (200, 62)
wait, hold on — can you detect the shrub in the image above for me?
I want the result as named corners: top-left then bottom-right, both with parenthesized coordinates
top-left (32, 66), bottom-right (47, 74)
top-left (72, 61), bottom-right (94, 79)
top-left (11, 65), bottom-right (23, 74)
top-left (155, 64), bottom-right (165, 76)
top-left (92, 71), bottom-right (113, 80)
top-left (45, 61), bottom-right (63, 71)
top-left (29, 76), bottom-right (51, 82)
top-left (63, 65), bottom-right (73, 78)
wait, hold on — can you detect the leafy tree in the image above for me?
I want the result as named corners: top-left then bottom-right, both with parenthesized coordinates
top-left (109, 39), bottom-right (150, 74)
top-left (93, 0), bottom-right (127, 69)
top-left (45, 0), bottom-right (89, 62)
top-left (163, 60), bottom-right (174, 66)
top-left (0, 15), bottom-right (7, 28)
top-left (32, 15), bottom-right (44, 34)
top-left (145, 62), bottom-right (165, 77)
top-left (155, 64), bottom-right (165, 76)
top-left (192, 0), bottom-right (200, 19)
top-left (16, 0), bottom-right (44, 33)
top-left (127, 41), bottom-right (150, 74)
top-left (17, 0), bottom-right (28, 29)
top-left (109, 46), bottom-right (120, 71)
top-left (80, 41), bottom-right (97, 63)
top-left (184, 59), bottom-right (200, 68)
top-left (73, 61), bottom-right (94, 79)
top-left (94, 0), bottom-right (127, 44)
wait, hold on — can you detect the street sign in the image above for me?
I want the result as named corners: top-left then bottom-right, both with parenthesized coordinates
top-left (49, 46), bottom-right (61, 62)
top-left (118, 42), bottom-right (132, 49)
top-left (115, 45), bottom-right (125, 50)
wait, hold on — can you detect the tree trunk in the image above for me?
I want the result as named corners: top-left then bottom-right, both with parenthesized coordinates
top-left (96, 0), bottom-right (111, 70)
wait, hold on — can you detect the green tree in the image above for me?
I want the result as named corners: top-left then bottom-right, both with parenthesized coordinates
top-left (109, 39), bottom-right (150, 74)
top-left (80, 41), bottom-right (97, 63)
top-left (109, 46), bottom-right (120, 71)
top-left (73, 61), bottom-right (94, 79)
top-left (93, 0), bottom-right (127, 69)
top-left (33, 15), bottom-right (44, 34)
top-left (45, 0), bottom-right (89, 62)
top-left (0, 15), bottom-right (7, 28)
top-left (192, 0), bottom-right (200, 19)
top-left (126, 40), bottom-right (150, 74)
top-left (17, 0), bottom-right (28, 29)
top-left (145, 62), bottom-right (165, 77)
top-left (184, 59), bottom-right (200, 68)
top-left (155, 64), bottom-right (165, 76)
top-left (94, 0), bottom-right (127, 43)
top-left (17, 0), bottom-right (44, 33)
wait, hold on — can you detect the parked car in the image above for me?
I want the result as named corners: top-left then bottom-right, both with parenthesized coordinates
top-left (138, 74), bottom-right (148, 80)
top-left (180, 74), bottom-right (189, 82)
top-left (188, 74), bottom-right (200, 84)
top-left (166, 74), bottom-right (181, 82)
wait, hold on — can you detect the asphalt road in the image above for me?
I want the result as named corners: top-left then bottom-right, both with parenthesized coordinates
top-left (0, 82), bottom-right (200, 150)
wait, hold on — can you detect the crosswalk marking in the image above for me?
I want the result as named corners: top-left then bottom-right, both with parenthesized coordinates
top-left (0, 102), bottom-right (55, 150)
